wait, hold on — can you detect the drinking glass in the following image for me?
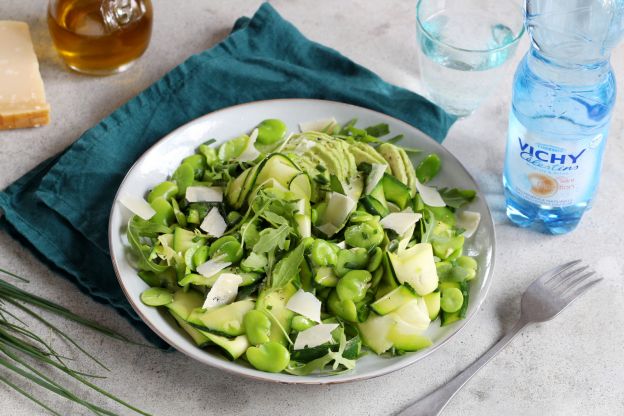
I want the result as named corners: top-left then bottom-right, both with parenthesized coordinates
top-left (48, 0), bottom-right (153, 75)
top-left (416, 0), bottom-right (525, 117)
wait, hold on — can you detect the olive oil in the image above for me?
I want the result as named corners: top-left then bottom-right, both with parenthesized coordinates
top-left (47, 0), bottom-right (153, 75)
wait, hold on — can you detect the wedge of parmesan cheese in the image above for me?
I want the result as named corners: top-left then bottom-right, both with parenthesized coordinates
top-left (0, 21), bottom-right (50, 130)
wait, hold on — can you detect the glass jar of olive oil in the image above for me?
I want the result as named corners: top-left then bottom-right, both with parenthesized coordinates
top-left (47, 0), bottom-right (153, 75)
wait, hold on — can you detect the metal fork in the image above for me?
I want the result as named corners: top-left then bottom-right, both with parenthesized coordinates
top-left (396, 260), bottom-right (601, 416)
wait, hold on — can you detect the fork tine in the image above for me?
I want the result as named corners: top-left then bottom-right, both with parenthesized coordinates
top-left (557, 271), bottom-right (595, 295)
top-left (541, 259), bottom-right (583, 285)
top-left (562, 277), bottom-right (602, 303)
top-left (549, 265), bottom-right (590, 290)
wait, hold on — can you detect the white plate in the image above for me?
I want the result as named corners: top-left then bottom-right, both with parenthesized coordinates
top-left (109, 99), bottom-right (495, 384)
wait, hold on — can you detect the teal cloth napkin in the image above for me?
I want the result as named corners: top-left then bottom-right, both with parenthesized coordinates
top-left (0, 3), bottom-right (455, 348)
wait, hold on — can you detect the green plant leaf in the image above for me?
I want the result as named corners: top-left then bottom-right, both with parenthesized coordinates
top-left (270, 242), bottom-right (305, 289)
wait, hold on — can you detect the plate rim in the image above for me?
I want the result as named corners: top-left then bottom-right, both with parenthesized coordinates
top-left (108, 98), bottom-right (497, 384)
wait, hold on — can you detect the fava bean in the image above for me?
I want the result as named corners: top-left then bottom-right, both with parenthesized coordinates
top-left (147, 181), bottom-right (178, 203)
top-left (315, 267), bottom-right (339, 287)
top-left (336, 270), bottom-right (371, 303)
top-left (291, 315), bottom-right (315, 332)
top-left (456, 256), bottom-right (478, 271)
top-left (170, 198), bottom-right (187, 227)
top-left (140, 287), bottom-right (173, 306)
top-left (198, 144), bottom-right (218, 167)
top-left (172, 163), bottom-right (195, 196)
top-left (432, 235), bottom-right (464, 261)
top-left (192, 245), bottom-right (209, 268)
top-left (327, 290), bottom-right (358, 322)
top-left (440, 287), bottom-right (463, 313)
top-left (367, 247), bottom-right (383, 272)
top-left (344, 222), bottom-right (384, 250)
top-left (243, 310), bottom-right (271, 345)
top-left (218, 134), bottom-right (248, 161)
top-left (181, 154), bottom-right (207, 179)
top-left (149, 198), bottom-right (175, 226)
top-left (246, 342), bottom-right (290, 373)
top-left (209, 236), bottom-right (243, 263)
top-left (335, 248), bottom-right (369, 277)
top-left (436, 261), bottom-right (453, 281)
top-left (256, 119), bottom-right (287, 146)
top-left (310, 240), bottom-right (337, 267)
top-left (416, 153), bottom-right (441, 183)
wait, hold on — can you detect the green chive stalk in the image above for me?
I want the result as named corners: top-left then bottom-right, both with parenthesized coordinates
top-left (0, 266), bottom-right (151, 416)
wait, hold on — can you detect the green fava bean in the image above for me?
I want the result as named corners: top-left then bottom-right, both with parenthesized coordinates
top-left (147, 181), bottom-right (179, 203)
top-left (181, 154), bottom-right (206, 179)
top-left (198, 144), bottom-right (218, 166)
top-left (433, 235), bottom-right (464, 260)
top-left (246, 342), bottom-right (290, 373)
top-left (243, 310), bottom-right (272, 345)
top-left (328, 290), bottom-right (358, 322)
top-left (440, 287), bottom-right (464, 313)
top-left (172, 163), bottom-right (195, 196)
top-left (416, 153), bottom-right (442, 183)
top-left (348, 211), bottom-right (375, 224)
top-left (310, 240), bottom-right (337, 267)
top-left (436, 261), bottom-right (453, 280)
top-left (209, 236), bottom-right (243, 263)
top-left (315, 266), bottom-right (339, 287)
top-left (344, 222), bottom-right (384, 250)
top-left (367, 247), bottom-right (384, 272)
top-left (428, 206), bottom-right (456, 226)
top-left (170, 198), bottom-right (187, 227)
top-left (192, 245), bottom-right (209, 268)
top-left (291, 315), bottom-right (315, 332)
top-left (335, 248), bottom-right (369, 277)
top-left (456, 256), bottom-right (478, 271)
top-left (218, 134), bottom-right (248, 161)
top-left (140, 288), bottom-right (173, 306)
top-left (149, 198), bottom-right (175, 226)
top-left (256, 119), bottom-right (287, 145)
top-left (337, 270), bottom-right (372, 302)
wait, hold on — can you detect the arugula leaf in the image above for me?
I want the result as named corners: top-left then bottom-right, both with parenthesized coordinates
top-left (270, 242), bottom-right (305, 289)
top-left (365, 123), bottom-right (390, 138)
top-left (262, 211), bottom-right (289, 227)
top-left (285, 328), bottom-right (355, 375)
top-left (386, 134), bottom-right (404, 144)
top-left (438, 188), bottom-right (477, 209)
top-left (253, 224), bottom-right (289, 254)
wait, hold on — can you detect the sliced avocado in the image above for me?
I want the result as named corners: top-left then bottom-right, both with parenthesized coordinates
top-left (377, 143), bottom-right (408, 185)
top-left (350, 141), bottom-right (388, 166)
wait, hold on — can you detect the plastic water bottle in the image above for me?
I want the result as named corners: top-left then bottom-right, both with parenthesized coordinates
top-left (503, 0), bottom-right (624, 234)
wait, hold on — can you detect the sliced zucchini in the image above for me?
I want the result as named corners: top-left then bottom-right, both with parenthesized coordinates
top-left (173, 227), bottom-right (205, 253)
top-left (199, 332), bottom-right (250, 360)
top-left (187, 299), bottom-right (255, 337)
top-left (255, 283), bottom-right (297, 346)
top-left (370, 285), bottom-right (418, 315)
top-left (166, 289), bottom-right (204, 320)
top-left (170, 311), bottom-right (211, 347)
top-left (382, 174), bottom-right (411, 209)
top-left (289, 173), bottom-right (312, 200)
top-left (423, 291), bottom-right (441, 320)
top-left (225, 166), bottom-right (252, 206)
top-left (357, 313), bottom-right (394, 354)
top-left (255, 154), bottom-right (301, 189)
top-left (387, 320), bottom-right (432, 351)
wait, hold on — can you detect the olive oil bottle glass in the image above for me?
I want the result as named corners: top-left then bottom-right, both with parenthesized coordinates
top-left (48, 0), bottom-right (153, 75)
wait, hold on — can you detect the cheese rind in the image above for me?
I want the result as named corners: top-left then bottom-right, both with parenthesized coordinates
top-left (0, 21), bottom-right (50, 130)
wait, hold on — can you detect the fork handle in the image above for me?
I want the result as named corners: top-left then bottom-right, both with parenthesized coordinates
top-left (395, 319), bottom-right (529, 416)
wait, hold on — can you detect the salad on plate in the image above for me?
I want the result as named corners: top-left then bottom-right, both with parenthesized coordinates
top-left (120, 117), bottom-right (481, 375)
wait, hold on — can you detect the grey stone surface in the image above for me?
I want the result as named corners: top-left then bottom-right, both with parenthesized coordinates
top-left (0, 1), bottom-right (623, 415)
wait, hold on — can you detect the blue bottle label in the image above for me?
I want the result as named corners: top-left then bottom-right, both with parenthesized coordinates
top-left (505, 112), bottom-right (604, 207)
